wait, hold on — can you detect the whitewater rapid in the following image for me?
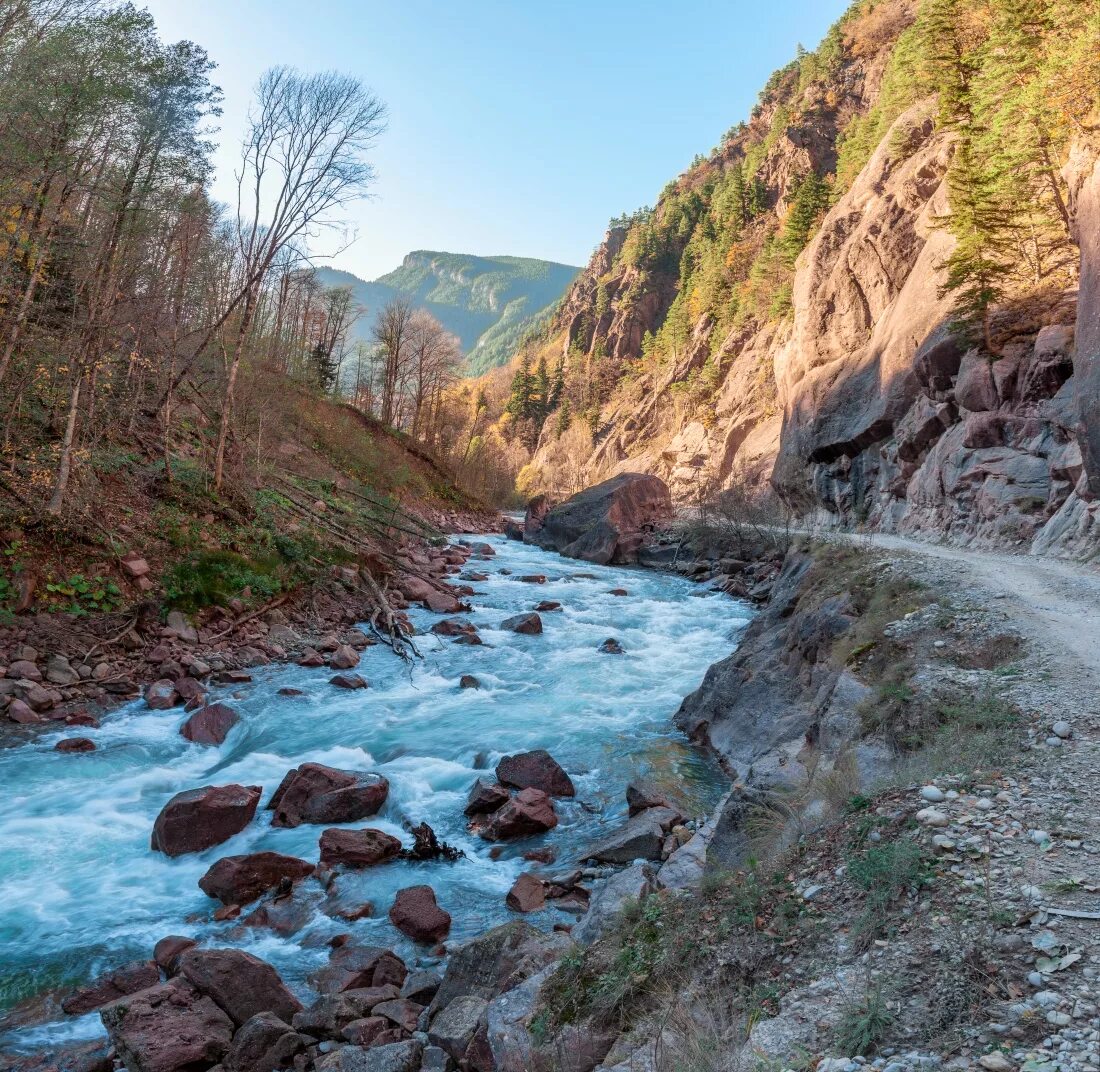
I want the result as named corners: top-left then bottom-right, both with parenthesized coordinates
top-left (0, 535), bottom-right (751, 1050)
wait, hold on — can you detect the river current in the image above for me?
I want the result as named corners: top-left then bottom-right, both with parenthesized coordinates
top-left (0, 535), bottom-right (750, 1051)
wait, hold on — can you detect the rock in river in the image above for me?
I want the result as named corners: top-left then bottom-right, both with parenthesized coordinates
top-left (268, 762), bottom-right (388, 828)
top-left (150, 784), bottom-right (262, 857)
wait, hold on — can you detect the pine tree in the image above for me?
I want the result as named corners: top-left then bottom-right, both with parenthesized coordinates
top-left (548, 358), bottom-right (565, 409)
top-left (506, 349), bottom-right (533, 421)
top-left (780, 171), bottom-right (829, 264)
top-left (533, 354), bottom-right (550, 420)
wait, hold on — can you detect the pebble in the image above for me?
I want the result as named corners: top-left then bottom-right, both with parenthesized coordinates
top-left (1051, 721), bottom-right (1073, 740)
top-left (921, 786), bottom-right (946, 803)
top-left (978, 1054), bottom-right (1014, 1071)
top-left (917, 807), bottom-right (949, 827)
top-left (1029, 830), bottom-right (1052, 845)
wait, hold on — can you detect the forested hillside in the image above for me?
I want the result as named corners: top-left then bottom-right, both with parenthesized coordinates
top-left (318, 252), bottom-right (578, 377)
top-left (462, 0), bottom-right (1099, 551)
top-left (0, 1), bottom-right (489, 620)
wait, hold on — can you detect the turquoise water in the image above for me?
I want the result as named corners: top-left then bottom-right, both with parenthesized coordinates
top-left (0, 535), bottom-right (750, 1051)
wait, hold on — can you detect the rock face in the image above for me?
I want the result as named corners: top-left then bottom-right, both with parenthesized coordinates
top-left (525, 473), bottom-right (673, 564)
top-left (495, 750), bottom-right (575, 797)
top-left (268, 763), bottom-right (389, 828)
top-left (198, 851), bottom-right (314, 906)
top-left (150, 784), bottom-right (261, 857)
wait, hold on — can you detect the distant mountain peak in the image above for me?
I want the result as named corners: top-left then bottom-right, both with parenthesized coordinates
top-left (317, 251), bottom-right (579, 375)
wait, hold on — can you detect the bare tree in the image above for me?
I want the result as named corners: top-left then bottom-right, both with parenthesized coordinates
top-left (372, 296), bottom-right (414, 427)
top-left (212, 66), bottom-right (386, 490)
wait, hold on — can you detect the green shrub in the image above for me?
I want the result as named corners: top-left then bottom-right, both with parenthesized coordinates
top-left (835, 983), bottom-right (895, 1056)
top-left (43, 574), bottom-right (123, 617)
top-left (163, 551), bottom-right (281, 611)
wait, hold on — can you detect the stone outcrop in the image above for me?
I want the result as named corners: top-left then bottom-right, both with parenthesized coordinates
top-left (197, 851), bottom-right (314, 906)
top-left (523, 473), bottom-right (673, 565)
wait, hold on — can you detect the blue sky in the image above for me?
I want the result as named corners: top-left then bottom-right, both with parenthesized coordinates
top-left (142, 0), bottom-right (850, 280)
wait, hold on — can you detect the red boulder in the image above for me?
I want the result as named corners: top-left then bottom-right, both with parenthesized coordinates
top-left (319, 828), bottom-right (402, 868)
top-left (179, 703), bottom-right (239, 746)
top-left (389, 886), bottom-right (451, 944)
top-left (151, 784), bottom-right (261, 857)
top-left (481, 788), bottom-right (558, 841)
top-left (496, 749), bottom-right (575, 797)
top-left (177, 947), bottom-right (301, 1026)
top-left (62, 960), bottom-right (161, 1016)
top-left (268, 763), bottom-right (388, 828)
top-left (100, 978), bottom-right (233, 1072)
top-left (198, 851), bottom-right (315, 906)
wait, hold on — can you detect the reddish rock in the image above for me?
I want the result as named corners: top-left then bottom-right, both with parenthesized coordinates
top-left (65, 710), bottom-right (100, 727)
top-left (6, 698), bottom-right (41, 724)
top-left (318, 828), bottom-right (402, 868)
top-left (144, 679), bottom-right (180, 710)
top-left (121, 554), bottom-right (151, 578)
top-left (505, 873), bottom-right (547, 913)
top-left (277, 687), bottom-right (305, 697)
top-left (198, 851), bottom-right (314, 906)
top-left (518, 574), bottom-right (547, 584)
top-left (496, 749), bottom-right (575, 797)
top-left (268, 763), bottom-right (388, 828)
top-left (430, 617), bottom-right (478, 637)
top-left (297, 649), bottom-right (325, 668)
top-left (464, 778), bottom-right (509, 816)
top-left (173, 677), bottom-right (206, 706)
top-left (329, 672), bottom-right (368, 689)
top-left (62, 960), bottom-right (161, 1015)
top-left (329, 644), bottom-right (359, 670)
top-left (178, 947), bottom-right (301, 1026)
top-left (309, 944), bottom-right (408, 994)
top-left (499, 613), bottom-right (542, 635)
top-left (100, 977), bottom-right (233, 1072)
top-left (150, 784), bottom-right (262, 857)
top-left (481, 788), bottom-right (558, 841)
top-left (608, 588), bottom-right (629, 596)
top-left (599, 638), bottom-right (625, 655)
top-left (459, 674), bottom-right (481, 689)
top-left (54, 736), bottom-right (95, 752)
top-left (179, 703), bottom-right (239, 746)
top-left (452, 634), bottom-right (483, 646)
top-left (534, 601), bottom-right (562, 612)
top-left (389, 886), bottom-right (451, 944)
top-left (153, 936), bottom-right (197, 973)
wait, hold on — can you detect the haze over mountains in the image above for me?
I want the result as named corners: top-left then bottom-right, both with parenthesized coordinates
top-left (317, 252), bottom-right (579, 376)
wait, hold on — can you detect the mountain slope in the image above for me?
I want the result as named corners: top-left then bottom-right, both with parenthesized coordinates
top-left (500, 0), bottom-right (1098, 557)
top-left (318, 252), bottom-right (579, 375)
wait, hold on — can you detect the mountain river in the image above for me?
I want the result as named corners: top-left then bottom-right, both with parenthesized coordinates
top-left (0, 534), bottom-right (751, 1052)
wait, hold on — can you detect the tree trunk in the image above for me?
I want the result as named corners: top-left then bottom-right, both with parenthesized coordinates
top-left (213, 288), bottom-right (257, 492)
top-left (47, 373), bottom-right (82, 515)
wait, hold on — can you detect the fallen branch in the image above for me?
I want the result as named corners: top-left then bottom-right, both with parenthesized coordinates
top-left (207, 594), bottom-right (289, 643)
top-left (79, 615), bottom-right (140, 666)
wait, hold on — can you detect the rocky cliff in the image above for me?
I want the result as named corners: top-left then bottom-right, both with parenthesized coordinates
top-left (515, 0), bottom-right (1098, 557)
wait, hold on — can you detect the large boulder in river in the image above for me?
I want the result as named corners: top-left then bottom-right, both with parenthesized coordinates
top-left (179, 702), bottom-right (239, 746)
top-left (319, 827), bottom-right (402, 868)
top-left (496, 749), bottom-right (574, 797)
top-left (525, 473), bottom-right (673, 565)
top-left (480, 788), bottom-right (557, 841)
top-left (198, 851), bottom-right (314, 906)
top-left (268, 762), bottom-right (388, 828)
top-left (100, 977), bottom-right (234, 1072)
top-left (389, 885), bottom-right (451, 944)
top-left (150, 784), bottom-right (261, 857)
top-left (177, 948), bottom-right (301, 1026)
